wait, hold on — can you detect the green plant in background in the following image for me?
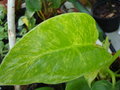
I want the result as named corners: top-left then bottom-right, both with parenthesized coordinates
top-left (0, 4), bottom-right (8, 62)
top-left (0, 4), bottom-right (6, 20)
top-left (0, 13), bottom-right (120, 89)
top-left (0, 21), bottom-right (8, 62)
top-left (17, 15), bottom-right (36, 35)
top-left (0, 22), bottom-right (7, 40)
top-left (25, 0), bottom-right (66, 20)
top-left (66, 76), bottom-right (120, 90)
top-left (17, 0), bottom-right (66, 36)
top-left (17, 0), bottom-right (75, 34)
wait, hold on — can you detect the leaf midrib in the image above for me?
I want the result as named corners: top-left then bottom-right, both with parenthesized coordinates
top-left (36, 43), bottom-right (96, 58)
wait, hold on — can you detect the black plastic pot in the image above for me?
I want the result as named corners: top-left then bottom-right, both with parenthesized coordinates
top-left (92, 0), bottom-right (120, 32)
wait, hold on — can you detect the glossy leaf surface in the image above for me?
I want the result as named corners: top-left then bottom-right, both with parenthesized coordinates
top-left (0, 13), bottom-right (112, 85)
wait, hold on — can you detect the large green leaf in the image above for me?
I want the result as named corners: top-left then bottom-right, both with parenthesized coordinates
top-left (26, 0), bottom-right (42, 12)
top-left (0, 13), bottom-right (112, 85)
top-left (66, 77), bottom-right (91, 90)
top-left (91, 80), bottom-right (112, 90)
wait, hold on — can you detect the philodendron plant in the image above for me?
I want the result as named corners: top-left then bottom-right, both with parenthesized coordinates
top-left (25, 0), bottom-right (66, 20)
top-left (0, 13), bottom-right (120, 89)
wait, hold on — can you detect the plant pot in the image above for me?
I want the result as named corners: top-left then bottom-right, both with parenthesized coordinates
top-left (92, 0), bottom-right (120, 32)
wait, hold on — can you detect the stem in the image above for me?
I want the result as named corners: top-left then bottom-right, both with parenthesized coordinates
top-left (115, 69), bottom-right (120, 74)
top-left (7, 0), bottom-right (21, 90)
top-left (109, 50), bottom-right (120, 66)
top-left (7, 0), bottom-right (16, 49)
top-left (43, 0), bottom-right (47, 15)
top-left (37, 11), bottom-right (43, 20)
top-left (107, 69), bottom-right (116, 89)
top-left (39, 10), bottom-right (46, 20)
top-left (115, 74), bottom-right (120, 77)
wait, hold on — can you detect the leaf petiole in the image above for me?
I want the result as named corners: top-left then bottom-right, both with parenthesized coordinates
top-left (107, 69), bottom-right (116, 90)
